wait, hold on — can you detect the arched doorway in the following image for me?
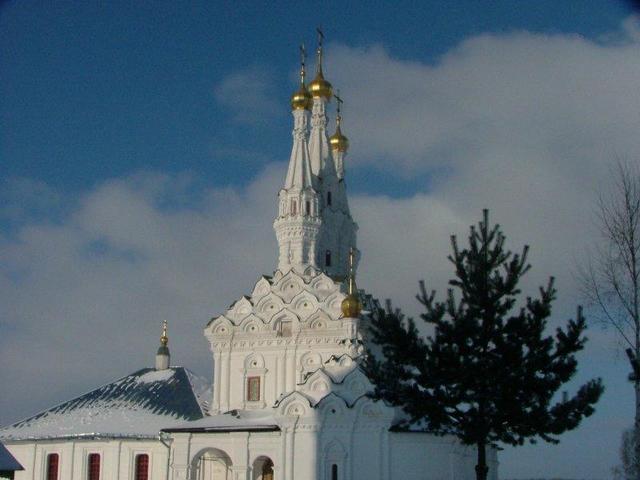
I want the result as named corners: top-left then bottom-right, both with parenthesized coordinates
top-left (252, 456), bottom-right (274, 480)
top-left (191, 448), bottom-right (232, 480)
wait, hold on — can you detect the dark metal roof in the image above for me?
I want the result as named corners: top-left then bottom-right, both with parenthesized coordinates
top-left (0, 367), bottom-right (210, 441)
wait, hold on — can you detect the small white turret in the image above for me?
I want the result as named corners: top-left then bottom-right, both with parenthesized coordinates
top-left (155, 320), bottom-right (170, 370)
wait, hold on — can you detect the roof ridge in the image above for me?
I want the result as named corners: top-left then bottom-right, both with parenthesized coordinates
top-left (182, 368), bottom-right (212, 416)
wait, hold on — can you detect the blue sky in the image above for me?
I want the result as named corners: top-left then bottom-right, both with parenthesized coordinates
top-left (2, 1), bottom-right (634, 195)
top-left (2, 1), bottom-right (640, 479)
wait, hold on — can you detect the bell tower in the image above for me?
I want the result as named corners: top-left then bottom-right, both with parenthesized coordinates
top-left (273, 34), bottom-right (358, 279)
top-left (273, 46), bottom-right (322, 273)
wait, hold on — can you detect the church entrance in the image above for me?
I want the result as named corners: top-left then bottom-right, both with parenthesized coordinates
top-left (191, 448), bottom-right (232, 480)
top-left (252, 456), bottom-right (274, 480)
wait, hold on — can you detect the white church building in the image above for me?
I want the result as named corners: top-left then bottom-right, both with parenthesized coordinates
top-left (1, 39), bottom-right (497, 480)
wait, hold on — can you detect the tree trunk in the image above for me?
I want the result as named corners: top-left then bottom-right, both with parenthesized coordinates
top-left (475, 442), bottom-right (489, 480)
top-left (635, 379), bottom-right (640, 480)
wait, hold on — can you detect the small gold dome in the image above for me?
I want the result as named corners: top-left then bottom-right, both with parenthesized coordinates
top-left (291, 84), bottom-right (312, 110)
top-left (329, 125), bottom-right (349, 152)
top-left (309, 71), bottom-right (332, 99)
top-left (341, 293), bottom-right (361, 318)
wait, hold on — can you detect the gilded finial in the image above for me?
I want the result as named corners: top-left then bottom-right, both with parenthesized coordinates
top-left (299, 44), bottom-right (307, 85)
top-left (291, 44), bottom-right (312, 110)
top-left (160, 320), bottom-right (168, 346)
top-left (341, 247), bottom-right (361, 317)
top-left (347, 247), bottom-right (356, 294)
top-left (316, 27), bottom-right (324, 75)
top-left (309, 27), bottom-right (332, 99)
top-left (330, 90), bottom-right (349, 152)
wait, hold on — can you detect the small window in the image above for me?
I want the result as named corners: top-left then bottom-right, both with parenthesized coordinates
top-left (325, 250), bottom-right (331, 267)
top-left (291, 200), bottom-right (297, 215)
top-left (88, 453), bottom-right (100, 480)
top-left (279, 320), bottom-right (292, 337)
top-left (305, 201), bottom-right (311, 215)
top-left (135, 454), bottom-right (149, 480)
top-left (247, 376), bottom-right (261, 402)
top-left (327, 191), bottom-right (332, 206)
top-left (46, 453), bottom-right (59, 480)
top-left (332, 464), bottom-right (338, 480)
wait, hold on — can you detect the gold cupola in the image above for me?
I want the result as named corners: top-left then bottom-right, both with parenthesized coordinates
top-left (309, 32), bottom-right (332, 99)
top-left (291, 45), bottom-right (312, 110)
top-left (329, 92), bottom-right (349, 152)
top-left (341, 248), bottom-right (361, 318)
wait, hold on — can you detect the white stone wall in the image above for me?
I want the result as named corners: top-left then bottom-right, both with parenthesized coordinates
top-left (205, 269), bottom-right (363, 414)
top-left (5, 438), bottom-right (169, 480)
top-left (165, 403), bottom-right (490, 480)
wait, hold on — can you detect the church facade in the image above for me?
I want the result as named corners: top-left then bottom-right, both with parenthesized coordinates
top-left (1, 39), bottom-right (497, 480)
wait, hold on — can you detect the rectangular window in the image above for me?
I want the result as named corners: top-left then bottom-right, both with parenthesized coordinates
top-left (247, 376), bottom-right (260, 402)
top-left (135, 454), bottom-right (149, 480)
top-left (88, 453), bottom-right (100, 480)
top-left (47, 453), bottom-right (59, 480)
top-left (332, 464), bottom-right (338, 480)
top-left (279, 320), bottom-right (292, 337)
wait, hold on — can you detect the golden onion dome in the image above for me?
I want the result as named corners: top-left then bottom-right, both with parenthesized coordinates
top-left (291, 84), bottom-right (312, 110)
top-left (341, 293), bottom-right (361, 318)
top-left (329, 124), bottom-right (348, 152)
top-left (309, 71), bottom-right (332, 99)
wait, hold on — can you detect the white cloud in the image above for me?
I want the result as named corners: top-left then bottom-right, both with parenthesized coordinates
top-left (213, 65), bottom-right (280, 126)
top-left (328, 24), bottom-right (640, 179)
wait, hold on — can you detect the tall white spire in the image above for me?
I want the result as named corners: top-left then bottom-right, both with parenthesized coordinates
top-left (284, 109), bottom-right (314, 190)
top-left (308, 29), bottom-right (333, 180)
top-left (274, 35), bottom-right (358, 279)
top-left (273, 47), bottom-right (321, 273)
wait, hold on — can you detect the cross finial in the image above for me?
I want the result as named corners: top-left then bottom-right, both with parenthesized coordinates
top-left (348, 247), bottom-right (357, 294)
top-left (348, 246), bottom-right (355, 272)
top-left (299, 44), bottom-right (307, 83)
top-left (315, 27), bottom-right (324, 74)
top-left (335, 90), bottom-right (343, 116)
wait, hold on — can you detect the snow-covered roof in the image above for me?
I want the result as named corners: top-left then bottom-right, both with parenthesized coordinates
top-left (0, 367), bottom-right (211, 441)
top-left (162, 409), bottom-right (279, 433)
top-left (0, 441), bottom-right (23, 470)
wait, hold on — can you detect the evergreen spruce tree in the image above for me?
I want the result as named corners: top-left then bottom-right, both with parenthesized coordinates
top-left (365, 210), bottom-right (604, 480)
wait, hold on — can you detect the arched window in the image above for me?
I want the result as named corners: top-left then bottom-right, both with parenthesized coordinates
top-left (46, 453), bottom-right (59, 480)
top-left (252, 456), bottom-right (274, 480)
top-left (87, 453), bottom-right (100, 480)
top-left (135, 454), bottom-right (149, 480)
top-left (327, 191), bottom-right (332, 206)
top-left (305, 200), bottom-right (311, 215)
top-left (262, 458), bottom-right (274, 480)
top-left (325, 250), bottom-right (331, 267)
top-left (331, 464), bottom-right (338, 480)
